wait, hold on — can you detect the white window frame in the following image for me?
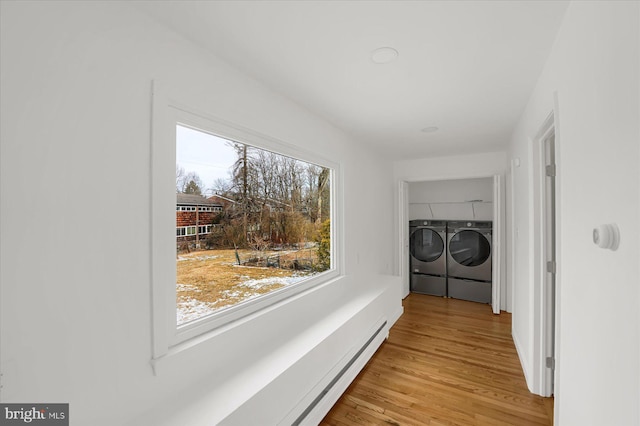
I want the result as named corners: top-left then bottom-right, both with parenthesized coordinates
top-left (186, 226), bottom-right (196, 235)
top-left (198, 206), bottom-right (220, 212)
top-left (196, 224), bottom-right (213, 235)
top-left (151, 81), bottom-right (343, 365)
top-left (176, 225), bottom-right (214, 237)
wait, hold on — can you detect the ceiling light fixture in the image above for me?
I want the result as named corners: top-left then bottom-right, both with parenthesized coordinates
top-left (421, 126), bottom-right (439, 133)
top-left (371, 47), bottom-right (398, 64)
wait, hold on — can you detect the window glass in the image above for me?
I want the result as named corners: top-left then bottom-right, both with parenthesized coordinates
top-left (176, 125), bottom-right (332, 326)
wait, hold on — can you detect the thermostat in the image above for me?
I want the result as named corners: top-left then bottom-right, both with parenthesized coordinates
top-left (593, 224), bottom-right (620, 251)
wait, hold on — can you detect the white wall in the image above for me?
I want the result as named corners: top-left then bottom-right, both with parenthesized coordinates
top-left (0, 2), bottom-right (402, 425)
top-left (409, 178), bottom-right (494, 203)
top-left (408, 178), bottom-right (494, 220)
top-left (508, 1), bottom-right (639, 424)
top-left (394, 151), bottom-right (507, 182)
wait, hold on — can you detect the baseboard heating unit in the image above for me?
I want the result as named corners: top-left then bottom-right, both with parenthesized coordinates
top-left (291, 319), bottom-right (388, 426)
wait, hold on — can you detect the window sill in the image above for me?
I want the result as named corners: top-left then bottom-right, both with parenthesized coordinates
top-left (151, 271), bottom-right (343, 375)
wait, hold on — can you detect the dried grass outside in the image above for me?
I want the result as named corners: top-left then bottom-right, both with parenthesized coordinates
top-left (176, 248), bottom-right (318, 324)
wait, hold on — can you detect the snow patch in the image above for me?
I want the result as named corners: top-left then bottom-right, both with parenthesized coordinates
top-left (177, 254), bottom-right (221, 262)
top-left (240, 275), bottom-right (309, 289)
top-left (177, 298), bottom-right (216, 325)
top-left (177, 283), bottom-right (201, 292)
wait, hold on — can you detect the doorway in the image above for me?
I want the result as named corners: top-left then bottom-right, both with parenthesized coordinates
top-left (534, 113), bottom-right (557, 398)
top-left (398, 175), bottom-right (505, 315)
top-left (541, 128), bottom-right (556, 396)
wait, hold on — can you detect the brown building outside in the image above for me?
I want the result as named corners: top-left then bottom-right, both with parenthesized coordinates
top-left (176, 193), bottom-right (223, 248)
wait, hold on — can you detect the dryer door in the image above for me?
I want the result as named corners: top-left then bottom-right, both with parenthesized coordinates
top-left (410, 227), bottom-right (445, 274)
top-left (448, 230), bottom-right (492, 281)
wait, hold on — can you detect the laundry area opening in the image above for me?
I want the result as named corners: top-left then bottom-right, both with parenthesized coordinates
top-left (408, 178), bottom-right (495, 306)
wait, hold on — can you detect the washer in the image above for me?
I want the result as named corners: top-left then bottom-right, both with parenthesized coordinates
top-left (447, 221), bottom-right (492, 303)
top-left (409, 220), bottom-right (447, 297)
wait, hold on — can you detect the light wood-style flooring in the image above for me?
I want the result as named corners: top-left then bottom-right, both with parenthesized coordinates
top-left (320, 293), bottom-right (553, 426)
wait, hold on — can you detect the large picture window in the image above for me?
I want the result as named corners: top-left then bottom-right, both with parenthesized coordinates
top-left (175, 125), bottom-right (332, 326)
top-left (150, 83), bottom-right (341, 363)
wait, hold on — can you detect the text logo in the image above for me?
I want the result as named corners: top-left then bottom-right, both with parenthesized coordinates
top-left (0, 404), bottom-right (68, 426)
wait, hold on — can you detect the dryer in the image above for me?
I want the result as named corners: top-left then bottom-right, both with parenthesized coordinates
top-left (409, 220), bottom-right (447, 297)
top-left (447, 221), bottom-right (492, 303)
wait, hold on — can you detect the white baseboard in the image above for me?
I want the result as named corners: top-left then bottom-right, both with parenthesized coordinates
top-left (512, 329), bottom-right (533, 393)
top-left (389, 305), bottom-right (404, 329)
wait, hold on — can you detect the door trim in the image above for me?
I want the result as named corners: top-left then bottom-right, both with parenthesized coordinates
top-left (531, 110), bottom-right (558, 398)
top-left (492, 175), bottom-right (503, 314)
top-left (399, 181), bottom-right (410, 298)
top-left (396, 174), bottom-right (504, 314)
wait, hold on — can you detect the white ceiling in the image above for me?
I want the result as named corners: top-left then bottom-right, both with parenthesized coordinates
top-left (134, 1), bottom-right (569, 160)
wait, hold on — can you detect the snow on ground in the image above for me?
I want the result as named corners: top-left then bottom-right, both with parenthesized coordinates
top-left (177, 283), bottom-right (201, 292)
top-left (176, 274), bottom-right (317, 325)
top-left (239, 274), bottom-right (310, 289)
top-left (177, 297), bottom-right (216, 325)
top-left (177, 254), bottom-right (221, 262)
top-left (218, 274), bottom-right (312, 304)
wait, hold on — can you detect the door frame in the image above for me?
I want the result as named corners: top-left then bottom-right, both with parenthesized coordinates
top-left (397, 174), bottom-right (505, 314)
top-left (492, 175), bottom-right (504, 314)
top-left (531, 110), bottom-right (558, 397)
top-left (398, 181), bottom-right (410, 298)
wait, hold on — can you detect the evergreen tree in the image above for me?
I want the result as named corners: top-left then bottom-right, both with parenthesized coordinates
top-left (184, 179), bottom-right (202, 195)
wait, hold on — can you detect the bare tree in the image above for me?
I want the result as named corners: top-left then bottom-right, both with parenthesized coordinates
top-left (231, 143), bottom-right (253, 241)
top-left (316, 167), bottom-right (330, 223)
top-left (210, 177), bottom-right (234, 197)
top-left (219, 141), bottom-right (331, 248)
top-left (176, 165), bottom-right (186, 193)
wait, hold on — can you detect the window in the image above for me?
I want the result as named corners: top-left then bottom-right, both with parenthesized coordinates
top-left (196, 206), bottom-right (221, 212)
top-left (177, 225), bottom-right (214, 237)
top-left (197, 225), bottom-right (213, 235)
top-left (151, 83), bottom-right (341, 362)
top-left (175, 125), bottom-right (333, 326)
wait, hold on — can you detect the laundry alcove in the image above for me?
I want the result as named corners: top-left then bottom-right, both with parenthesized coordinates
top-left (401, 175), bottom-right (504, 314)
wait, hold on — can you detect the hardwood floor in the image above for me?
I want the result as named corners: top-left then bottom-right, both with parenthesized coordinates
top-left (320, 293), bottom-right (553, 426)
